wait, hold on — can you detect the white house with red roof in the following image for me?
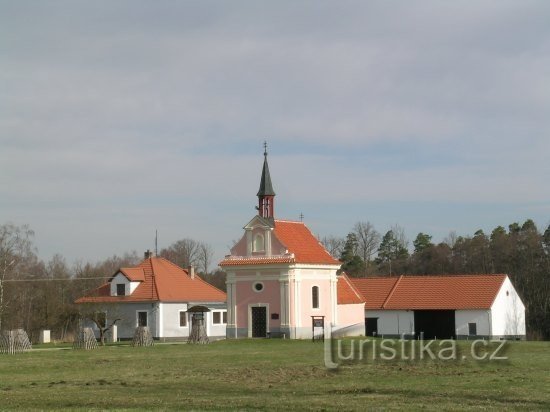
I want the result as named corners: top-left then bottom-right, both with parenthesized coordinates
top-left (351, 274), bottom-right (525, 339)
top-left (76, 255), bottom-right (227, 340)
top-left (219, 147), bottom-right (365, 339)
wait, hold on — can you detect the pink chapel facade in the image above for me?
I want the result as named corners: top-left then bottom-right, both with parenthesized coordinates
top-left (219, 147), bottom-right (365, 339)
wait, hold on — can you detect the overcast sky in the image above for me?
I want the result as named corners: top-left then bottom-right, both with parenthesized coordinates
top-left (1, 1), bottom-right (549, 267)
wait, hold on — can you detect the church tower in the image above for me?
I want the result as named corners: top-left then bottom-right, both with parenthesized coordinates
top-left (220, 143), bottom-right (365, 339)
top-left (257, 143), bottom-right (275, 219)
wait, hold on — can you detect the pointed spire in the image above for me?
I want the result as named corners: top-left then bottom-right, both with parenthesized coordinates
top-left (257, 141), bottom-right (275, 197)
top-left (257, 141), bottom-right (276, 219)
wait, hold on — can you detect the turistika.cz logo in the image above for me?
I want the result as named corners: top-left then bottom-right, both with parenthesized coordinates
top-left (323, 335), bottom-right (509, 369)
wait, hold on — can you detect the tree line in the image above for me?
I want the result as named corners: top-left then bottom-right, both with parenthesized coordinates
top-left (1, 219), bottom-right (548, 341)
top-left (0, 223), bottom-right (222, 342)
top-left (322, 219), bottom-right (550, 340)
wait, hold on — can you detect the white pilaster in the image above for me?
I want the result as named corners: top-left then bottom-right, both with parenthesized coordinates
top-left (279, 278), bottom-right (289, 327)
top-left (330, 278), bottom-right (337, 325)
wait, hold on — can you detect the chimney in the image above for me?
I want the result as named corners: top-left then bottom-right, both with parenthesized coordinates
top-left (188, 265), bottom-right (195, 279)
top-left (144, 249), bottom-right (153, 259)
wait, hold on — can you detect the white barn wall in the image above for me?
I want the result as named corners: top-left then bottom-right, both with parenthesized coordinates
top-left (491, 277), bottom-right (526, 337)
top-left (366, 310), bottom-right (414, 336)
top-left (455, 310), bottom-right (491, 337)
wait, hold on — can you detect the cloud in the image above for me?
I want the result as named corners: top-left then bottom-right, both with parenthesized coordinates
top-left (1, 1), bottom-right (549, 262)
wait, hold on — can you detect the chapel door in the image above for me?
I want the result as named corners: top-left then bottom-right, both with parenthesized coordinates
top-left (251, 307), bottom-right (267, 338)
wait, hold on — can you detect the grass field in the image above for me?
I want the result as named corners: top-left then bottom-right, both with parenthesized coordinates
top-left (0, 339), bottom-right (549, 410)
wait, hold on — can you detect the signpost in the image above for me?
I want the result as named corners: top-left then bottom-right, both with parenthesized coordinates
top-left (311, 315), bottom-right (325, 342)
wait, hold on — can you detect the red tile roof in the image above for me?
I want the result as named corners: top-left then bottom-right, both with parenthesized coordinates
top-left (76, 257), bottom-right (226, 304)
top-left (351, 277), bottom-right (399, 309)
top-left (220, 219), bottom-right (340, 266)
top-left (350, 274), bottom-right (507, 310)
top-left (274, 220), bottom-right (340, 265)
top-left (337, 274), bottom-right (365, 305)
top-left (117, 267), bottom-right (145, 282)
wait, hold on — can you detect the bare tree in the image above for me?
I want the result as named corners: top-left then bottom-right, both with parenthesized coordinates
top-left (391, 224), bottom-right (409, 251)
top-left (444, 230), bottom-right (458, 249)
top-left (0, 223), bottom-right (35, 330)
top-left (320, 235), bottom-right (345, 258)
top-left (79, 303), bottom-right (122, 346)
top-left (197, 242), bottom-right (214, 274)
top-left (353, 221), bottom-right (381, 271)
top-left (160, 238), bottom-right (200, 268)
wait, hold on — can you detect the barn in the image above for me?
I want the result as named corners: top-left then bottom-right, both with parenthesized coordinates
top-left (351, 274), bottom-right (525, 340)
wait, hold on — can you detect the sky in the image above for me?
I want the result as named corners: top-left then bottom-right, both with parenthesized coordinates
top-left (1, 1), bottom-right (549, 268)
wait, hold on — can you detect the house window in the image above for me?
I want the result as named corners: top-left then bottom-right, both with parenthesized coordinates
top-left (179, 311), bottom-right (187, 327)
top-left (468, 322), bottom-right (477, 336)
top-left (312, 286), bottom-right (319, 309)
top-left (213, 312), bottom-right (221, 324)
top-left (253, 233), bottom-right (264, 252)
top-left (137, 311), bottom-right (148, 327)
top-left (213, 311), bottom-right (227, 325)
top-left (116, 284), bottom-right (125, 296)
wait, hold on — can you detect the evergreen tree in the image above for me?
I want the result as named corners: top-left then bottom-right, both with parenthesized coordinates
top-left (339, 233), bottom-right (365, 276)
top-left (413, 233), bottom-right (433, 254)
top-left (376, 230), bottom-right (409, 263)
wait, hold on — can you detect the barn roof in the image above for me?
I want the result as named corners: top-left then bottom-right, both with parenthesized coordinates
top-left (76, 257), bottom-right (226, 304)
top-left (337, 273), bottom-right (365, 305)
top-left (350, 274), bottom-right (507, 310)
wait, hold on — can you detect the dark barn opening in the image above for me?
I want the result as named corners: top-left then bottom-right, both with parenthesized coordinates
top-left (365, 317), bottom-right (378, 336)
top-left (414, 310), bottom-right (456, 339)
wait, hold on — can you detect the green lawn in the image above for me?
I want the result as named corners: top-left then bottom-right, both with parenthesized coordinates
top-left (1, 339), bottom-right (549, 410)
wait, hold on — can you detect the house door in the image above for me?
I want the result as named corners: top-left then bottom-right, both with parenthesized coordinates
top-left (251, 307), bottom-right (267, 338)
top-left (365, 317), bottom-right (378, 336)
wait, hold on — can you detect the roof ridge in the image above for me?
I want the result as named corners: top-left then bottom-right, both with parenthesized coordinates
top-left (149, 257), bottom-right (160, 300)
top-left (382, 275), bottom-right (402, 309)
top-left (275, 219), bottom-right (303, 224)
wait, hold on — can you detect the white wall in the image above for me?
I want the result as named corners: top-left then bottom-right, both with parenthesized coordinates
top-left (109, 273), bottom-right (140, 296)
top-left (335, 303), bottom-right (365, 337)
top-left (161, 303), bottom-right (227, 338)
top-left (209, 309), bottom-right (227, 337)
top-left (160, 303), bottom-right (189, 338)
top-left (365, 310), bottom-right (414, 336)
top-left (491, 277), bottom-right (526, 337)
top-left (84, 302), bottom-right (159, 339)
top-left (455, 310), bottom-right (491, 337)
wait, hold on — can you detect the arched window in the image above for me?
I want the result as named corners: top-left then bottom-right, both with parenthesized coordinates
top-left (253, 233), bottom-right (264, 252)
top-left (312, 286), bottom-right (319, 309)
